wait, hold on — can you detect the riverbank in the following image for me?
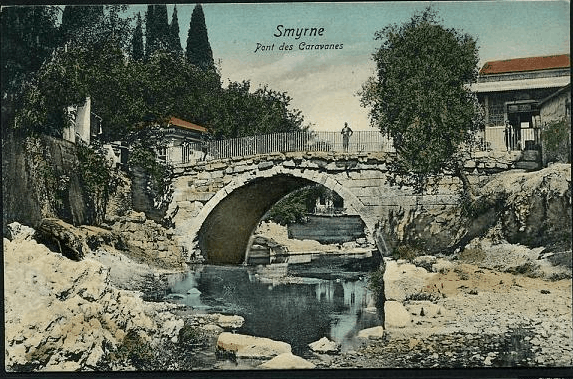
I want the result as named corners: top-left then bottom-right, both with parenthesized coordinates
top-left (309, 260), bottom-right (572, 369)
top-left (4, 220), bottom-right (571, 372)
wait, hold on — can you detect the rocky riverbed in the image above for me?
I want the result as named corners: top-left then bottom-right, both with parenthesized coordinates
top-left (310, 261), bottom-right (572, 369)
top-left (4, 218), bottom-right (571, 372)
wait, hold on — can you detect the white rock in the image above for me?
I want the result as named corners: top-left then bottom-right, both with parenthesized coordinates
top-left (384, 261), bottom-right (435, 302)
top-left (357, 326), bottom-right (385, 340)
top-left (217, 332), bottom-right (291, 359)
top-left (217, 314), bottom-right (245, 329)
top-left (259, 353), bottom-right (316, 369)
top-left (7, 222), bottom-right (35, 241)
top-left (384, 301), bottom-right (412, 328)
top-left (308, 337), bottom-right (339, 354)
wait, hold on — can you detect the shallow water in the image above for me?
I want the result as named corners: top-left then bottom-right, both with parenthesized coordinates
top-left (166, 256), bottom-right (382, 356)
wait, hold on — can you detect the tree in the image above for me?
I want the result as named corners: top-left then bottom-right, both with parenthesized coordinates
top-left (209, 81), bottom-right (304, 139)
top-left (145, 4), bottom-right (170, 58)
top-left (186, 4), bottom-right (214, 70)
top-left (145, 5), bottom-right (155, 57)
top-left (265, 185), bottom-right (330, 225)
top-left (14, 6), bottom-right (133, 138)
top-left (153, 4), bottom-right (170, 51)
top-left (131, 12), bottom-right (144, 61)
top-left (1, 6), bottom-right (59, 135)
top-left (360, 7), bottom-right (482, 195)
top-left (60, 5), bottom-right (104, 45)
top-left (169, 5), bottom-right (183, 56)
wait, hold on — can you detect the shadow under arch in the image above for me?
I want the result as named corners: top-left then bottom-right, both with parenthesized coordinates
top-left (196, 169), bottom-right (377, 265)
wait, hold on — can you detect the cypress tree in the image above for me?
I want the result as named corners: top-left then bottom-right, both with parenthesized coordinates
top-left (153, 4), bottom-right (170, 51)
top-left (131, 12), bottom-right (144, 61)
top-left (169, 5), bottom-right (183, 56)
top-left (60, 5), bottom-right (103, 44)
top-left (186, 4), bottom-right (214, 70)
top-left (145, 4), bottom-right (156, 57)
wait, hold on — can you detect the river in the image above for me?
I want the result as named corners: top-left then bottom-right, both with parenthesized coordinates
top-left (162, 252), bottom-right (383, 357)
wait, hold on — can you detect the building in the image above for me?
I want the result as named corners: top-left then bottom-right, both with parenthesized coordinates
top-left (158, 117), bottom-right (208, 163)
top-left (472, 54), bottom-right (570, 153)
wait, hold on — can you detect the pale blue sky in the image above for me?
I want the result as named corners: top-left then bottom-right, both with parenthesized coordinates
top-left (128, 2), bottom-right (571, 130)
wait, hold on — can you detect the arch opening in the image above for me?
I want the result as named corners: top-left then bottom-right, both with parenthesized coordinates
top-left (197, 173), bottom-right (376, 265)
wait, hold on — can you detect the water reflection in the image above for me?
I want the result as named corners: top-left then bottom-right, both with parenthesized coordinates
top-left (167, 263), bottom-right (381, 356)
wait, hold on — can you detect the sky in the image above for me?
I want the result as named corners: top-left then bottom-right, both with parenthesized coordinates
top-left (130, 2), bottom-right (569, 131)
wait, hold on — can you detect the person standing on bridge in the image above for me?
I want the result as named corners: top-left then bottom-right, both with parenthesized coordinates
top-left (341, 122), bottom-right (353, 152)
top-left (200, 133), bottom-right (210, 161)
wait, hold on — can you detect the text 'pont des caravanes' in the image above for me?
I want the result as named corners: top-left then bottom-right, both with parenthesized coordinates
top-left (254, 25), bottom-right (344, 53)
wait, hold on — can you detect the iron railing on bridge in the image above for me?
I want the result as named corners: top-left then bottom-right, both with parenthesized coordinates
top-left (166, 127), bottom-right (541, 164)
top-left (169, 130), bottom-right (395, 164)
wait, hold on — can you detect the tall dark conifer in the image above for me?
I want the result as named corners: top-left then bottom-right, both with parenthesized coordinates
top-left (169, 5), bottom-right (183, 56)
top-left (131, 12), bottom-right (144, 61)
top-left (153, 4), bottom-right (170, 51)
top-left (60, 5), bottom-right (104, 44)
top-left (145, 4), bottom-right (155, 57)
top-left (186, 4), bottom-right (214, 70)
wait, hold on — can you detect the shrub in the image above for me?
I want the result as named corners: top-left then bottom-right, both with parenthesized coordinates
top-left (392, 244), bottom-right (423, 262)
top-left (105, 329), bottom-right (154, 369)
top-left (178, 324), bottom-right (208, 347)
top-left (405, 292), bottom-right (441, 303)
top-left (542, 118), bottom-right (571, 164)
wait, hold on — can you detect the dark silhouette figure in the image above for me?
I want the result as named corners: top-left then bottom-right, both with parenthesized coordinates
top-left (341, 122), bottom-right (353, 152)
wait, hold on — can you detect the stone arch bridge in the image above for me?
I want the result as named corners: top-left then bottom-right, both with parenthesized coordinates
top-left (165, 151), bottom-right (521, 264)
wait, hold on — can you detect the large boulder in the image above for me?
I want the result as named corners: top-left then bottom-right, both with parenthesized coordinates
top-left (357, 326), bottom-right (385, 340)
top-left (480, 164), bottom-right (571, 249)
top-left (217, 314), bottom-right (245, 329)
top-left (259, 353), bottom-right (316, 369)
top-left (35, 218), bottom-right (90, 260)
top-left (7, 222), bottom-right (36, 241)
top-left (308, 337), bottom-right (340, 354)
top-left (216, 332), bottom-right (291, 360)
top-left (384, 301), bottom-right (412, 329)
top-left (383, 260), bottom-right (435, 302)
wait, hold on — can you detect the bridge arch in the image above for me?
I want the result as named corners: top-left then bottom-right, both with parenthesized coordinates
top-left (187, 166), bottom-right (378, 264)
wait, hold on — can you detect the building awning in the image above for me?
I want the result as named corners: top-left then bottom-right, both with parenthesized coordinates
top-left (471, 76), bottom-right (570, 93)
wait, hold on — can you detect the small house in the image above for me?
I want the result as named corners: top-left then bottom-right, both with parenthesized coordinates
top-left (158, 117), bottom-right (208, 163)
top-left (471, 54), bottom-right (570, 152)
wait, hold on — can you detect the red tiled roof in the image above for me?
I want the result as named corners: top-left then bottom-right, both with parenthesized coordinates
top-left (479, 54), bottom-right (570, 75)
top-left (168, 117), bottom-right (207, 133)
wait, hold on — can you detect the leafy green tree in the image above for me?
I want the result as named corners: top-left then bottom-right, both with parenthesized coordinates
top-left (169, 5), bottom-right (183, 56)
top-left (131, 12), bottom-right (144, 61)
top-left (360, 7), bottom-right (482, 195)
top-left (210, 81), bottom-right (304, 139)
top-left (14, 6), bottom-right (133, 138)
top-left (1, 6), bottom-right (59, 135)
top-left (186, 4), bottom-right (214, 70)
